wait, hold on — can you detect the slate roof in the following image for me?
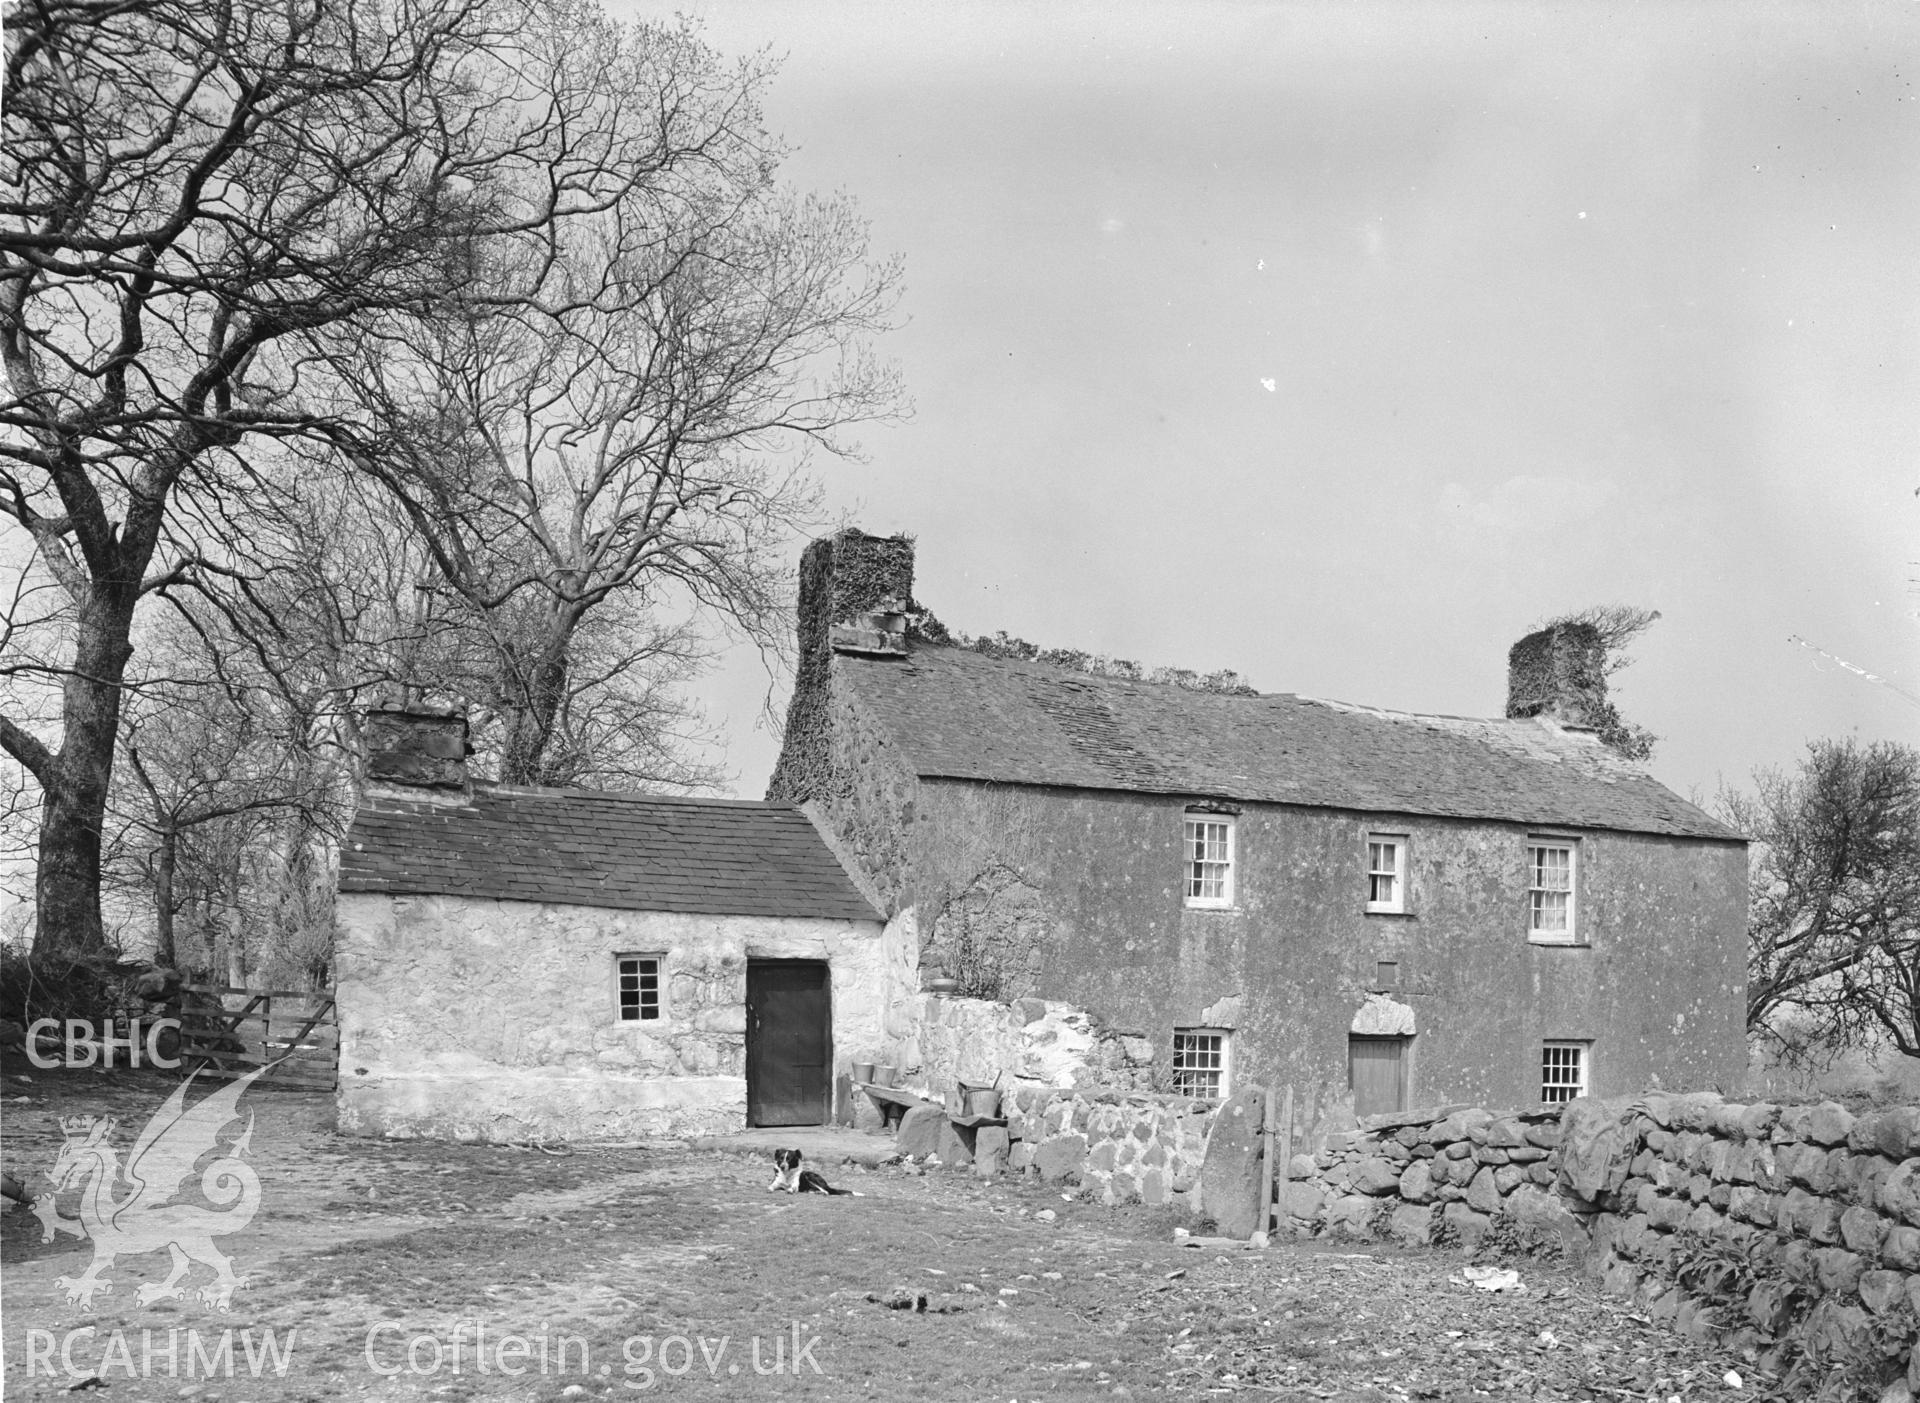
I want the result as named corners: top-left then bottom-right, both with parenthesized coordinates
top-left (839, 645), bottom-right (1741, 841)
top-left (339, 789), bottom-right (882, 920)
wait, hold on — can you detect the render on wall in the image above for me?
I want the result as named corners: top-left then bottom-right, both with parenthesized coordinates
top-left (767, 529), bottom-right (1751, 1142)
top-left (338, 702), bottom-right (900, 1142)
top-left (336, 893), bottom-right (902, 1141)
top-left (898, 780), bottom-right (1750, 1139)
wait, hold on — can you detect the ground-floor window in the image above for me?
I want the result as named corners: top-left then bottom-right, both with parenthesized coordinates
top-left (1171, 1028), bottom-right (1230, 1099)
top-left (1541, 1041), bottom-right (1589, 1103)
top-left (616, 954), bottom-right (663, 1021)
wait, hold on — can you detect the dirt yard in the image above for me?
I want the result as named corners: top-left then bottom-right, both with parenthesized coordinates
top-left (1, 1063), bottom-right (1769, 1402)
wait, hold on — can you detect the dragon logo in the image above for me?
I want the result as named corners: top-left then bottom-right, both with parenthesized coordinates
top-left (30, 1067), bottom-right (265, 1311)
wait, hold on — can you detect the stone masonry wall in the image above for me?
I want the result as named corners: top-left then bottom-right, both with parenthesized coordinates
top-left (906, 993), bottom-right (1158, 1101)
top-left (336, 893), bottom-right (893, 1142)
top-left (1586, 1094), bottom-right (1919, 1386)
top-left (1285, 1103), bottom-right (1572, 1251)
top-left (888, 993), bottom-right (1209, 1208)
top-left (898, 1085), bottom-right (1215, 1211)
top-left (1278, 1095), bottom-right (1920, 1390)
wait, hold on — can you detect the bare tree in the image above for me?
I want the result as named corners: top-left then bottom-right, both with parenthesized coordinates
top-left (86, 469), bottom-right (406, 977)
top-left (333, 175), bottom-right (902, 785)
top-left (2, 0), bottom-right (863, 954)
top-left (1533, 604), bottom-right (1662, 760)
top-left (1731, 738), bottom-right (1920, 1059)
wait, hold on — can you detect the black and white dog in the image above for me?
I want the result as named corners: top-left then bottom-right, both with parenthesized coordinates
top-left (768, 1147), bottom-right (861, 1196)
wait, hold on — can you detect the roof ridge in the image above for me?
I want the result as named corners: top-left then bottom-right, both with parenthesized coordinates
top-left (472, 784), bottom-right (796, 810)
top-left (924, 642), bottom-right (1545, 727)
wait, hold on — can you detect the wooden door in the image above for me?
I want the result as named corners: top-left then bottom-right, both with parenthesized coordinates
top-left (1348, 1035), bottom-right (1409, 1118)
top-left (746, 961), bottom-right (831, 1127)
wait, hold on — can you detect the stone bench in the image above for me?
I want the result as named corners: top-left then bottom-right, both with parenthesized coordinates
top-left (855, 1082), bottom-right (938, 1132)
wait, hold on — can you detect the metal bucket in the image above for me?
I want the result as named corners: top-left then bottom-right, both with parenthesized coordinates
top-left (964, 1089), bottom-right (1001, 1118)
top-left (851, 1061), bottom-right (877, 1085)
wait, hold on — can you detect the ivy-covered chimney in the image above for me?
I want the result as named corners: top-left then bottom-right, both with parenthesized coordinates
top-left (1505, 622), bottom-right (1607, 729)
top-left (767, 529), bottom-right (920, 805)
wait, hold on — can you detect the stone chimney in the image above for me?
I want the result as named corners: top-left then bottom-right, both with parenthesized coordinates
top-left (361, 702), bottom-right (473, 804)
top-left (1505, 622), bottom-right (1608, 729)
top-left (768, 529), bottom-right (919, 805)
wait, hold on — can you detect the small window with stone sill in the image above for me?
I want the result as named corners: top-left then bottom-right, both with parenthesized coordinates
top-left (1171, 1028), bottom-right (1230, 1100)
top-left (616, 954), bottom-right (663, 1022)
top-left (1541, 1041), bottom-right (1589, 1103)
top-left (1366, 834), bottom-right (1408, 914)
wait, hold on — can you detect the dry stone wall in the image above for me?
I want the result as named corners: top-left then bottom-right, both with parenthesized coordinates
top-left (1585, 1093), bottom-right (1919, 1387)
top-left (1285, 1103), bottom-right (1575, 1251)
top-left (1279, 1095), bottom-right (1920, 1391)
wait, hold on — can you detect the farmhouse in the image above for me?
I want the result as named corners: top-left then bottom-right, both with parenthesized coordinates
top-left (769, 530), bottom-right (1749, 1138)
top-left (334, 707), bottom-right (902, 1141)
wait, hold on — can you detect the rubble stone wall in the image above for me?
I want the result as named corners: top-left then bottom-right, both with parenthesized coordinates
top-left (336, 893), bottom-right (892, 1142)
top-left (1278, 1095), bottom-right (1920, 1389)
top-left (1005, 1088), bottom-right (1216, 1209)
top-left (1282, 1102), bottom-right (1573, 1250)
top-left (1583, 1093), bottom-right (1919, 1386)
top-left (906, 993), bottom-right (1159, 1101)
top-left (900, 1085), bottom-right (1215, 1211)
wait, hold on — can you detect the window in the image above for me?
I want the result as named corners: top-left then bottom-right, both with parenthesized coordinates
top-left (1366, 835), bottom-right (1407, 913)
top-left (1171, 1028), bottom-right (1230, 1099)
top-left (616, 955), bottom-right (662, 1021)
top-left (1527, 839), bottom-right (1578, 943)
top-left (1541, 1042), bottom-right (1589, 1103)
top-left (1183, 815), bottom-right (1235, 907)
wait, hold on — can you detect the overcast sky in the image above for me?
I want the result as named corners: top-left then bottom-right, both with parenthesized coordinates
top-left (620, 0), bottom-right (1920, 805)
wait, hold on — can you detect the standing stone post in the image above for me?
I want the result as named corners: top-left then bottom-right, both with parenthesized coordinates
top-left (1198, 1086), bottom-right (1266, 1239)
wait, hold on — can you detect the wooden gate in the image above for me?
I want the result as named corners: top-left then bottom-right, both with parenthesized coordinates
top-left (177, 985), bottom-right (338, 1091)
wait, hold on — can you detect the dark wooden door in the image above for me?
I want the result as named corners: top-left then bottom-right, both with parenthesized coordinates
top-left (746, 960), bottom-right (831, 1127)
top-left (1349, 1036), bottom-right (1409, 1118)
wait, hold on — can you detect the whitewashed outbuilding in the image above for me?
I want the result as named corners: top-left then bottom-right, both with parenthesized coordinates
top-left (335, 707), bottom-right (902, 1142)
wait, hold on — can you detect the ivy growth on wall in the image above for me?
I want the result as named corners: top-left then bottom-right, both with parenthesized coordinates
top-left (942, 630), bottom-right (1258, 696)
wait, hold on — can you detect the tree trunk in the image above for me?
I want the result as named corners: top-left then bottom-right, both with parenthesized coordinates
top-left (153, 824), bottom-right (178, 968)
top-left (34, 589), bottom-right (139, 960)
top-left (498, 628), bottom-right (574, 786)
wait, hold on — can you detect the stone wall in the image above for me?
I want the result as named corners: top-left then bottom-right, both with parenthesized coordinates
top-left (885, 992), bottom-right (1204, 1207)
top-left (900, 778), bottom-right (1749, 1140)
top-left (898, 1085), bottom-right (1215, 1210)
top-left (1284, 1103), bottom-right (1573, 1250)
top-left (336, 893), bottom-right (898, 1141)
top-left (1585, 1094), bottom-right (1919, 1385)
top-left (1278, 1095), bottom-right (1920, 1390)
top-left (904, 993), bottom-right (1158, 1102)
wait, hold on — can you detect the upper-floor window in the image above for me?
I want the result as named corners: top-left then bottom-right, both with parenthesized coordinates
top-left (1527, 839), bottom-right (1578, 944)
top-left (1172, 1028), bottom-right (1230, 1099)
top-left (1366, 834), bottom-right (1407, 914)
top-left (1183, 814), bottom-right (1235, 908)
top-left (616, 954), bottom-right (662, 1021)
